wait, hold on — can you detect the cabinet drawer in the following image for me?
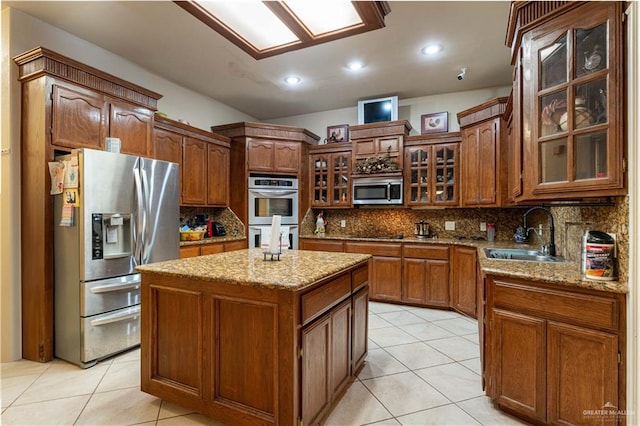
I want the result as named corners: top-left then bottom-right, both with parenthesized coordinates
top-left (352, 265), bottom-right (369, 291)
top-left (301, 273), bottom-right (351, 325)
top-left (492, 279), bottom-right (620, 332)
top-left (344, 242), bottom-right (402, 257)
top-left (179, 246), bottom-right (201, 258)
top-left (402, 244), bottom-right (449, 260)
top-left (200, 243), bottom-right (224, 256)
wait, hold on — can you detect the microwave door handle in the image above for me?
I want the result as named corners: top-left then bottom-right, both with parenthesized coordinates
top-left (387, 182), bottom-right (391, 201)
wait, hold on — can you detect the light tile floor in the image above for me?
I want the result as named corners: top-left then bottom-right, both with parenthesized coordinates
top-left (1, 302), bottom-right (530, 425)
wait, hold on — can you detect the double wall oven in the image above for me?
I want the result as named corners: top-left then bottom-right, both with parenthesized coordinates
top-left (248, 176), bottom-right (299, 249)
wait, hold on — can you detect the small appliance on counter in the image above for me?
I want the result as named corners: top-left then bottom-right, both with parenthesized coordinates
top-left (414, 220), bottom-right (430, 238)
top-left (212, 222), bottom-right (226, 236)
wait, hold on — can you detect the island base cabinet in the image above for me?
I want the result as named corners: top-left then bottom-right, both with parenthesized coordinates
top-left (140, 255), bottom-right (370, 426)
top-left (302, 299), bottom-right (352, 426)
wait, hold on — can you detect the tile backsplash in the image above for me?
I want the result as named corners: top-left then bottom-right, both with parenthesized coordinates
top-left (302, 195), bottom-right (629, 283)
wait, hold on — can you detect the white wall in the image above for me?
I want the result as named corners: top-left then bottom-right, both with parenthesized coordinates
top-left (0, 7), bottom-right (256, 361)
top-left (267, 87), bottom-right (511, 141)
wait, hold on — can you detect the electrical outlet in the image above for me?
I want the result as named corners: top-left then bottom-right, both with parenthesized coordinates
top-left (340, 219), bottom-right (346, 228)
top-left (445, 221), bottom-right (456, 231)
top-left (480, 222), bottom-right (487, 231)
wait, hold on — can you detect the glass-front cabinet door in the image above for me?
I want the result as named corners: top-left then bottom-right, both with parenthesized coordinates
top-left (331, 153), bottom-right (351, 206)
top-left (311, 154), bottom-right (330, 207)
top-left (405, 143), bottom-right (458, 207)
top-left (310, 151), bottom-right (351, 207)
top-left (522, 2), bottom-right (624, 199)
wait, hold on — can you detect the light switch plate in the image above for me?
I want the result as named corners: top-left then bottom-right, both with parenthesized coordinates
top-left (340, 220), bottom-right (346, 228)
top-left (445, 221), bottom-right (456, 231)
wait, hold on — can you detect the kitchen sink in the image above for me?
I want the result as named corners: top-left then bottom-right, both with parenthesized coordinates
top-left (483, 247), bottom-right (564, 262)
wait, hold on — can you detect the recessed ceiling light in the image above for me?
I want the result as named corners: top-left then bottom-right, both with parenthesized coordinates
top-left (422, 44), bottom-right (442, 55)
top-left (284, 76), bottom-right (301, 85)
top-left (348, 61), bottom-right (364, 71)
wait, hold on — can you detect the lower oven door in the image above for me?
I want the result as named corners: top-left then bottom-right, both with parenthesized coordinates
top-left (248, 225), bottom-right (298, 250)
top-left (81, 304), bottom-right (141, 363)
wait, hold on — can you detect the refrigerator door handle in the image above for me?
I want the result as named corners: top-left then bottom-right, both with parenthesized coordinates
top-left (90, 305), bottom-right (141, 327)
top-left (133, 163), bottom-right (144, 265)
top-left (140, 162), bottom-right (150, 264)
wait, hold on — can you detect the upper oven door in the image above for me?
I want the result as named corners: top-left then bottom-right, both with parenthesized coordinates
top-left (248, 188), bottom-right (299, 225)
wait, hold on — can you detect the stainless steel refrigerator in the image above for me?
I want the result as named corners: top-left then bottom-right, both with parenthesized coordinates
top-left (54, 148), bottom-right (179, 368)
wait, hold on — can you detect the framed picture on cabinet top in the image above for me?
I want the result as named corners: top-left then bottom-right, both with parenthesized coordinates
top-left (421, 112), bottom-right (448, 134)
top-left (325, 124), bottom-right (349, 143)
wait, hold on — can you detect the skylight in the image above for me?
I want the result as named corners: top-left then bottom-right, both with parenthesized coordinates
top-left (175, 1), bottom-right (390, 60)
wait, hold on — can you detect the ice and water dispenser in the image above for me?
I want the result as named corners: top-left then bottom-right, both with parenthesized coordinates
top-left (91, 213), bottom-right (132, 260)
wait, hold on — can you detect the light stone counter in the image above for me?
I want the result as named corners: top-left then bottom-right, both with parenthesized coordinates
top-left (300, 234), bottom-right (628, 294)
top-left (136, 248), bottom-right (371, 291)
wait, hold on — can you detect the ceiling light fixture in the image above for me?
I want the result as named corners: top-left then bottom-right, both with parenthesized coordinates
top-left (421, 44), bottom-right (442, 55)
top-left (175, 1), bottom-right (391, 60)
top-left (348, 61), bottom-right (364, 71)
top-left (284, 76), bottom-right (301, 85)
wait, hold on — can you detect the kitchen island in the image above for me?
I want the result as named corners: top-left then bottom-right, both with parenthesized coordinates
top-left (135, 248), bottom-right (371, 426)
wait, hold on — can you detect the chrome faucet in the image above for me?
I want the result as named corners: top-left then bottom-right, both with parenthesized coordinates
top-left (522, 206), bottom-right (556, 256)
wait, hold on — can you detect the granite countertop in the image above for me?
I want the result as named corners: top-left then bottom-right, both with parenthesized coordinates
top-left (136, 248), bottom-right (371, 291)
top-left (300, 234), bottom-right (628, 294)
top-left (180, 235), bottom-right (246, 247)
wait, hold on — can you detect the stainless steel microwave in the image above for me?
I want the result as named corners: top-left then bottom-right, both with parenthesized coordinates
top-left (352, 176), bottom-right (403, 205)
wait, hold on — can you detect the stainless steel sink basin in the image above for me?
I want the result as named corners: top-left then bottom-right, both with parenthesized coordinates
top-left (483, 248), bottom-right (564, 262)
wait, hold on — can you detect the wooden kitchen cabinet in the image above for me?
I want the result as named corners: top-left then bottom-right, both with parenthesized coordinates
top-left (207, 143), bottom-right (229, 206)
top-left (404, 133), bottom-right (461, 207)
top-left (485, 274), bottom-right (625, 425)
top-left (450, 246), bottom-right (477, 318)
top-left (344, 242), bottom-right (402, 302)
top-left (179, 239), bottom-right (247, 258)
top-left (299, 238), bottom-right (345, 252)
top-left (211, 122), bottom-right (319, 229)
top-left (350, 120), bottom-right (412, 171)
top-left (458, 98), bottom-right (510, 207)
top-left (309, 145), bottom-right (352, 207)
top-left (182, 137), bottom-right (208, 205)
top-left (51, 82), bottom-right (154, 156)
top-left (14, 46), bottom-right (163, 362)
top-left (401, 244), bottom-right (449, 307)
top-left (352, 284), bottom-right (369, 373)
top-left (506, 2), bottom-right (626, 201)
top-left (155, 115), bottom-right (230, 207)
top-left (247, 140), bottom-right (300, 174)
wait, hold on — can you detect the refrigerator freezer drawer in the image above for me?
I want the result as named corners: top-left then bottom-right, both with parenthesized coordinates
top-left (81, 305), bottom-right (140, 365)
top-left (81, 274), bottom-right (141, 317)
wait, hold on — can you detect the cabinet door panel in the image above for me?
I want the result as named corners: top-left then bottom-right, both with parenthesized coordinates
top-left (451, 246), bottom-right (477, 318)
top-left (51, 84), bottom-right (106, 149)
top-left (330, 301), bottom-right (351, 398)
top-left (302, 316), bottom-right (331, 425)
top-left (370, 257), bottom-right (402, 302)
top-left (247, 141), bottom-right (273, 171)
top-left (200, 243), bottom-right (224, 256)
top-left (461, 127), bottom-right (479, 206)
top-left (426, 259), bottom-right (449, 308)
top-left (109, 101), bottom-right (153, 157)
top-left (402, 258), bottom-right (427, 304)
top-left (207, 143), bottom-right (229, 206)
top-left (477, 121), bottom-right (497, 204)
top-left (273, 141), bottom-right (300, 173)
top-left (153, 128), bottom-right (182, 201)
top-left (182, 138), bottom-right (207, 205)
top-left (352, 286), bottom-right (368, 373)
top-left (493, 309), bottom-right (546, 423)
top-left (547, 322), bottom-right (618, 425)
